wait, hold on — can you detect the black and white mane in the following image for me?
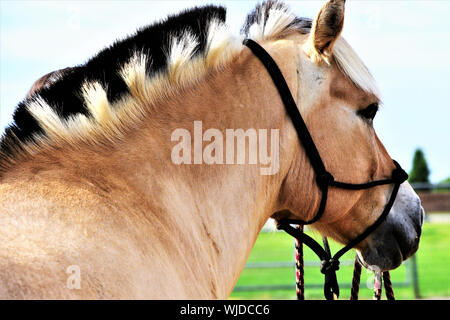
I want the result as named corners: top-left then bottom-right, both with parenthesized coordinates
top-left (0, 0), bottom-right (375, 174)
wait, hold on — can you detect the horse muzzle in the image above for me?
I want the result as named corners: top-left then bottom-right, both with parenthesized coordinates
top-left (357, 183), bottom-right (424, 271)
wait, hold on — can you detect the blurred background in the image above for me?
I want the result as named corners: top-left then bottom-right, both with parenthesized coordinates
top-left (1, 0), bottom-right (449, 299)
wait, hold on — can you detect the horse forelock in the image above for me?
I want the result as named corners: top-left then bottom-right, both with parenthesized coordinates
top-left (0, 0), bottom-right (378, 173)
top-left (332, 38), bottom-right (381, 99)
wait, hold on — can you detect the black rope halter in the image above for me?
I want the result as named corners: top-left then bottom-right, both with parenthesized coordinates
top-left (243, 39), bottom-right (408, 300)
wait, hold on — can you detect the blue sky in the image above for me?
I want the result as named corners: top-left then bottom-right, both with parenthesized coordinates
top-left (0, 0), bottom-right (449, 182)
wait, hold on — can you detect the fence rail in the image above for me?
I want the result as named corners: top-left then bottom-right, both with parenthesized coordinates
top-left (233, 183), bottom-right (448, 298)
top-left (410, 183), bottom-right (450, 213)
top-left (410, 183), bottom-right (450, 191)
top-left (234, 256), bottom-right (417, 295)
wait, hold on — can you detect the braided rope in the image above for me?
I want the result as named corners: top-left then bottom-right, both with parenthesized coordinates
top-left (350, 256), bottom-right (362, 300)
top-left (295, 225), bottom-right (305, 300)
top-left (373, 271), bottom-right (383, 300)
top-left (294, 233), bottom-right (396, 301)
top-left (383, 271), bottom-right (395, 300)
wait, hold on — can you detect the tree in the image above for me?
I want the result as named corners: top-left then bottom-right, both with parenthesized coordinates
top-left (409, 148), bottom-right (430, 183)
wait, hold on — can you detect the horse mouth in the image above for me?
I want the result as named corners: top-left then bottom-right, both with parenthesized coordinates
top-left (357, 205), bottom-right (424, 272)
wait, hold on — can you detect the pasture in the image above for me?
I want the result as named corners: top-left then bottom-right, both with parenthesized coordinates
top-left (231, 219), bottom-right (450, 300)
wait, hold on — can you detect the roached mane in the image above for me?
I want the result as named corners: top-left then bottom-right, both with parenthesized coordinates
top-left (0, 0), bottom-right (378, 173)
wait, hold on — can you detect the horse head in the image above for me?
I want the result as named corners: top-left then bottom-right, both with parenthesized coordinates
top-left (271, 0), bottom-right (423, 271)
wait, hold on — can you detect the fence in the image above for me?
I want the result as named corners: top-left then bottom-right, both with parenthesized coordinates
top-left (233, 183), bottom-right (449, 298)
top-left (412, 183), bottom-right (450, 213)
top-left (233, 240), bottom-right (421, 298)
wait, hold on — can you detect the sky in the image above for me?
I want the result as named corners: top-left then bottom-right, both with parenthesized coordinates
top-left (0, 0), bottom-right (449, 183)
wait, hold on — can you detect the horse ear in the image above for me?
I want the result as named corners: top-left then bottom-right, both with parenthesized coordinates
top-left (303, 0), bottom-right (345, 65)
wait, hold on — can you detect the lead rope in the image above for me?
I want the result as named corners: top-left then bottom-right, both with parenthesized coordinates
top-left (350, 256), bottom-right (362, 300)
top-left (383, 271), bottom-right (395, 300)
top-left (294, 232), bottom-right (396, 300)
top-left (373, 270), bottom-right (396, 300)
top-left (295, 225), bottom-right (305, 300)
top-left (374, 271), bottom-right (383, 300)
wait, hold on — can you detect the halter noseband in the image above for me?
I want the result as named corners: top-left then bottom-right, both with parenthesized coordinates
top-left (243, 39), bottom-right (408, 300)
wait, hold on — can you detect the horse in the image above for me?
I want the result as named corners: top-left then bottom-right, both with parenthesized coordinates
top-left (0, 0), bottom-right (423, 299)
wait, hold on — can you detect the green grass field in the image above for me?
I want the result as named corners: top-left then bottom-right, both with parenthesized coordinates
top-left (230, 221), bottom-right (450, 300)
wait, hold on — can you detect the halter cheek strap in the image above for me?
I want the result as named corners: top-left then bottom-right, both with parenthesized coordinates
top-left (243, 39), bottom-right (408, 300)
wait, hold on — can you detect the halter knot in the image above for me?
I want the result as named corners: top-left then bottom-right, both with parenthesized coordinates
top-left (320, 258), bottom-right (340, 275)
top-left (316, 172), bottom-right (334, 189)
top-left (321, 258), bottom-right (341, 300)
top-left (391, 167), bottom-right (408, 184)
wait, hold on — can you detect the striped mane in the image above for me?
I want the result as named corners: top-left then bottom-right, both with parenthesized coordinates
top-left (0, 0), bottom-right (377, 173)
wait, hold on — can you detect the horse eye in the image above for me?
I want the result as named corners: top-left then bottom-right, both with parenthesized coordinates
top-left (358, 103), bottom-right (379, 120)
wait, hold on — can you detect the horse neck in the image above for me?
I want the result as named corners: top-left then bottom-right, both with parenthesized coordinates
top-left (6, 39), bottom-right (301, 298)
top-left (110, 40), bottom-right (301, 297)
